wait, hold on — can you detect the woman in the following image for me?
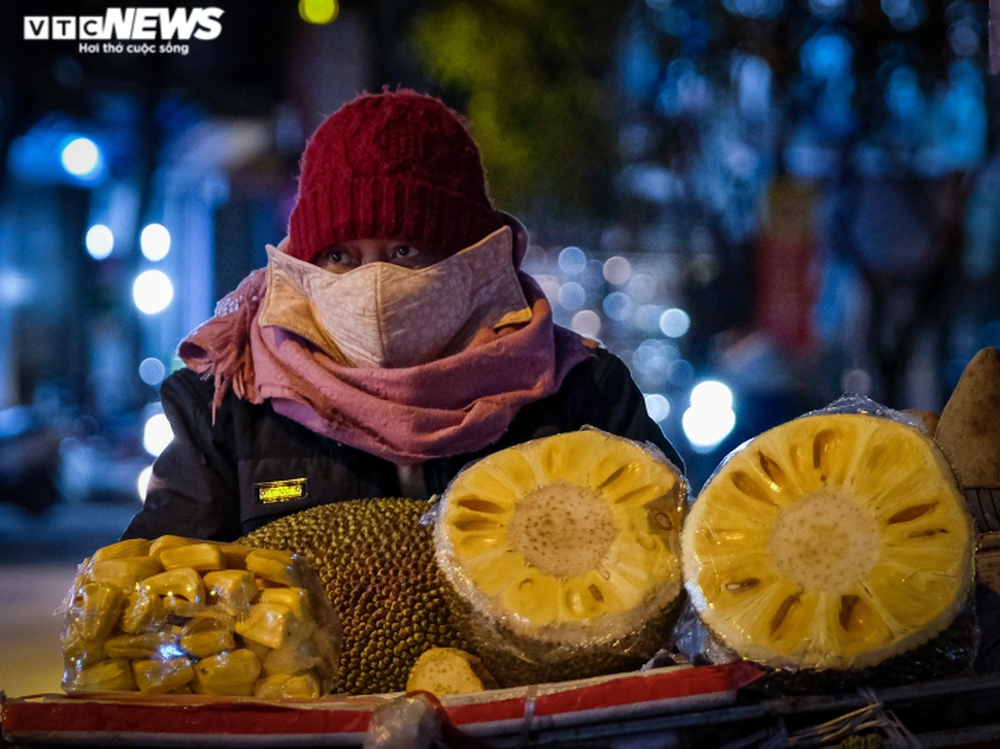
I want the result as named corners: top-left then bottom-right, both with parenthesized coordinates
top-left (123, 88), bottom-right (682, 541)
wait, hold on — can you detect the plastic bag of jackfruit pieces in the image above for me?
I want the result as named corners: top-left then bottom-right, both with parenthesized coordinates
top-left (430, 426), bottom-right (690, 688)
top-left (677, 394), bottom-right (980, 693)
top-left (58, 534), bottom-right (343, 698)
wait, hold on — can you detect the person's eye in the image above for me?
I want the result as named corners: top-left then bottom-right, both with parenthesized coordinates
top-left (396, 245), bottom-right (417, 259)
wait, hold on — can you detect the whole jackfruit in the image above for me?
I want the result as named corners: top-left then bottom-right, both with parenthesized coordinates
top-left (682, 410), bottom-right (976, 673)
top-left (241, 498), bottom-right (469, 695)
top-left (434, 428), bottom-right (687, 687)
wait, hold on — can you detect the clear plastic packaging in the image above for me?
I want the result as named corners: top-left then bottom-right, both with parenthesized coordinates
top-left (59, 535), bottom-right (342, 697)
top-left (678, 395), bottom-right (979, 689)
top-left (432, 427), bottom-right (689, 687)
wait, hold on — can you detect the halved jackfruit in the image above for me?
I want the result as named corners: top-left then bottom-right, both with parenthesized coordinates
top-left (435, 428), bottom-right (686, 686)
top-left (682, 411), bottom-right (975, 671)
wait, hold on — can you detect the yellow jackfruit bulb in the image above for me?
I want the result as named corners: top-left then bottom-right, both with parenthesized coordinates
top-left (262, 641), bottom-right (322, 676)
top-left (203, 569), bottom-right (258, 616)
top-left (244, 548), bottom-right (304, 587)
top-left (92, 538), bottom-right (151, 562)
top-left (64, 658), bottom-right (136, 693)
top-left (89, 556), bottom-right (163, 592)
top-left (259, 587), bottom-right (310, 619)
top-left (104, 632), bottom-right (173, 660)
top-left (406, 647), bottom-right (499, 696)
top-left (72, 581), bottom-right (127, 642)
top-left (254, 672), bottom-right (322, 699)
top-left (119, 588), bottom-right (166, 634)
top-left (241, 497), bottom-right (467, 696)
top-left (435, 428), bottom-right (687, 687)
top-left (217, 542), bottom-right (252, 569)
top-left (192, 649), bottom-right (261, 696)
top-left (235, 601), bottom-right (304, 649)
top-left (149, 534), bottom-right (199, 560)
top-left (179, 616), bottom-right (236, 659)
top-left (132, 657), bottom-right (196, 694)
top-left (682, 411), bottom-right (976, 672)
top-left (142, 568), bottom-right (206, 604)
top-left (159, 542), bottom-right (226, 573)
top-left (62, 631), bottom-right (106, 673)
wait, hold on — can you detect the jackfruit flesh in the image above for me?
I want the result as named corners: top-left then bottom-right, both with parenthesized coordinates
top-left (241, 497), bottom-right (469, 696)
top-left (435, 428), bottom-right (687, 685)
top-left (681, 412), bottom-right (975, 671)
top-left (61, 535), bottom-right (341, 697)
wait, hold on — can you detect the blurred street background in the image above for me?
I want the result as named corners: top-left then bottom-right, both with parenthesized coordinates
top-left (1, 0), bottom-right (1000, 698)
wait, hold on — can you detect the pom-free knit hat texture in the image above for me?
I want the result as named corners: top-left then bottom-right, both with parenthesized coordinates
top-left (288, 89), bottom-right (504, 263)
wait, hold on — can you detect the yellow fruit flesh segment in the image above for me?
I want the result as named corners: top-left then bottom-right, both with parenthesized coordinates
top-left (244, 548), bottom-right (303, 587)
top-left (203, 570), bottom-right (259, 614)
top-left (452, 530), bottom-right (503, 558)
top-left (193, 649), bottom-right (261, 696)
top-left (460, 468), bottom-right (519, 505)
top-left (501, 570), bottom-right (560, 625)
top-left (142, 568), bottom-right (206, 604)
top-left (236, 602), bottom-right (303, 649)
top-left (69, 658), bottom-right (136, 692)
top-left (74, 582), bottom-right (126, 642)
top-left (255, 672), bottom-right (321, 699)
top-left (149, 535), bottom-right (198, 560)
top-left (466, 551), bottom-right (528, 596)
top-left (132, 657), bottom-right (195, 694)
top-left (92, 538), bottom-right (152, 562)
top-left (160, 542), bottom-right (226, 573)
top-left (119, 589), bottom-right (164, 634)
top-left (104, 632), bottom-right (172, 660)
top-left (89, 557), bottom-right (163, 591)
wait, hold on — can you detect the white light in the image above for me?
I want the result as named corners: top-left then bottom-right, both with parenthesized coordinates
top-left (644, 393), bottom-right (671, 423)
top-left (571, 309), bottom-right (602, 339)
top-left (140, 223), bottom-right (171, 261)
top-left (558, 246), bottom-right (587, 275)
top-left (690, 379), bottom-right (734, 410)
top-left (143, 413), bottom-right (174, 457)
top-left (137, 465), bottom-right (153, 502)
top-left (659, 307), bottom-right (691, 338)
top-left (602, 256), bottom-right (633, 285)
top-left (60, 136), bottom-right (102, 178)
top-left (558, 281), bottom-right (586, 310)
top-left (132, 270), bottom-right (174, 314)
top-left (85, 224), bottom-right (114, 259)
top-left (138, 357), bottom-right (166, 386)
top-left (683, 380), bottom-right (736, 453)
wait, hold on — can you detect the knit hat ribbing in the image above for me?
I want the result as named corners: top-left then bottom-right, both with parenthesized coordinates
top-left (288, 89), bottom-right (504, 263)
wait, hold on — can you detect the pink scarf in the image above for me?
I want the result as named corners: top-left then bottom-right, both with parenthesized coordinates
top-left (178, 269), bottom-right (593, 465)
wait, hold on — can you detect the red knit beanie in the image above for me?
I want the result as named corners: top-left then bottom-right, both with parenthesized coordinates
top-left (288, 89), bottom-right (504, 263)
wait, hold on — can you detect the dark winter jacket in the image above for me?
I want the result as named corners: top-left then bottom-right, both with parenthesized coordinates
top-left (122, 347), bottom-right (683, 542)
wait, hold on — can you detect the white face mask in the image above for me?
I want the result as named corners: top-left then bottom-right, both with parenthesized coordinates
top-left (259, 226), bottom-right (531, 368)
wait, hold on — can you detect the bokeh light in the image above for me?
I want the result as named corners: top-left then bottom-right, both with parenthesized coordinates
top-left (132, 270), bottom-right (174, 315)
top-left (85, 224), bottom-right (114, 260)
top-left (140, 223), bottom-right (171, 261)
top-left (60, 136), bottom-right (102, 179)
top-left (682, 380), bottom-right (736, 452)
top-left (299, 0), bottom-right (339, 25)
top-left (142, 412), bottom-right (174, 457)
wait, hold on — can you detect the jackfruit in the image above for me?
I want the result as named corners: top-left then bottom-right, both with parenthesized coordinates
top-left (241, 497), bottom-right (469, 695)
top-left (406, 647), bottom-right (499, 696)
top-left (681, 411), bottom-right (975, 671)
top-left (435, 428), bottom-right (687, 687)
top-left (62, 535), bottom-right (342, 697)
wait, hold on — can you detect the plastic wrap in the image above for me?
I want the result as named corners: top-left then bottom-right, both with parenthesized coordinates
top-left (678, 395), bottom-right (979, 690)
top-left (431, 426), bottom-right (689, 688)
top-left (59, 535), bottom-right (342, 697)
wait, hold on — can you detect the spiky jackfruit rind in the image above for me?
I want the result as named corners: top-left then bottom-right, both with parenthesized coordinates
top-left (434, 428), bottom-right (687, 687)
top-left (241, 498), bottom-right (470, 696)
top-left (681, 406), bottom-right (976, 673)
